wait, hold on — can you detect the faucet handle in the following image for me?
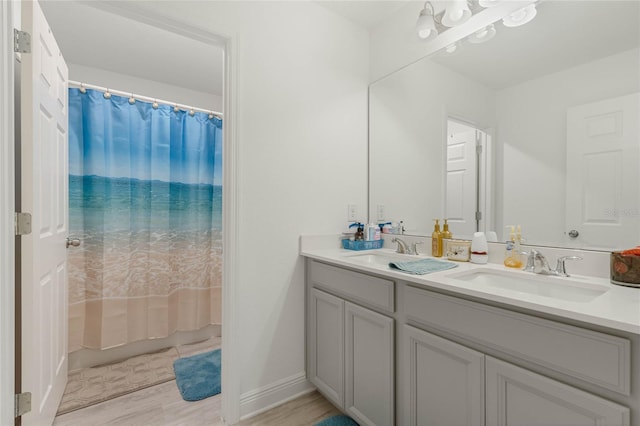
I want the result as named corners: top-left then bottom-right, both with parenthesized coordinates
top-left (523, 249), bottom-right (538, 272)
top-left (555, 256), bottom-right (583, 277)
top-left (411, 241), bottom-right (424, 255)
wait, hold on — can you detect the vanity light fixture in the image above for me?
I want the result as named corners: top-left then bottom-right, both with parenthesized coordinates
top-left (467, 24), bottom-right (496, 43)
top-left (441, 0), bottom-right (472, 27)
top-left (502, 3), bottom-right (537, 27)
top-left (416, 2), bottom-right (437, 40)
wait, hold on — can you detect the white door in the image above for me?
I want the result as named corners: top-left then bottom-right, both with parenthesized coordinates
top-left (446, 126), bottom-right (477, 239)
top-left (566, 93), bottom-right (639, 250)
top-left (20, 1), bottom-right (69, 424)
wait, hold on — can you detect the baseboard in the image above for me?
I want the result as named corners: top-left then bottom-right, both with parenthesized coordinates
top-left (69, 324), bottom-right (221, 370)
top-left (239, 372), bottom-right (315, 420)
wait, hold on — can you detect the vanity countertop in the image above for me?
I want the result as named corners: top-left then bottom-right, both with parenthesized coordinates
top-left (301, 246), bottom-right (640, 335)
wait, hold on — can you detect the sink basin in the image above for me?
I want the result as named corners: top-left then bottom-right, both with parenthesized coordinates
top-left (346, 252), bottom-right (411, 267)
top-left (447, 268), bottom-right (609, 302)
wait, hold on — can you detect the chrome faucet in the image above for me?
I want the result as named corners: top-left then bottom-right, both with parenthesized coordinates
top-left (523, 249), bottom-right (583, 277)
top-left (391, 237), bottom-right (410, 254)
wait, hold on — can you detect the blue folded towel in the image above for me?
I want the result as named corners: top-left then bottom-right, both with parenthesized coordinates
top-left (389, 258), bottom-right (458, 275)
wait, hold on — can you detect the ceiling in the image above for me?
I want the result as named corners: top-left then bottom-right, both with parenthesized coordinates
top-left (315, 0), bottom-right (413, 29)
top-left (40, 1), bottom-right (224, 97)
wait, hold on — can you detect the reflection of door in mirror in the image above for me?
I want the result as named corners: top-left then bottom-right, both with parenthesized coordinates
top-left (565, 93), bottom-right (639, 250)
top-left (446, 119), bottom-right (492, 240)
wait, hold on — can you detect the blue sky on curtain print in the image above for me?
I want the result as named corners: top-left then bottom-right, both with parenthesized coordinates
top-left (69, 89), bottom-right (222, 186)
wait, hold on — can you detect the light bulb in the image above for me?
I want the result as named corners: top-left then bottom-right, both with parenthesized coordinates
top-left (467, 24), bottom-right (496, 44)
top-left (416, 6), bottom-right (437, 40)
top-left (441, 0), bottom-right (471, 27)
top-left (502, 3), bottom-right (537, 27)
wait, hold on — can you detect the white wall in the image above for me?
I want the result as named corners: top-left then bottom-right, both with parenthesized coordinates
top-left (108, 0), bottom-right (369, 417)
top-left (369, 57), bottom-right (495, 235)
top-left (68, 63), bottom-right (223, 113)
top-left (496, 48), bottom-right (640, 245)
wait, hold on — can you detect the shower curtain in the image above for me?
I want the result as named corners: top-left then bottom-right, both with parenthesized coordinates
top-left (67, 88), bottom-right (223, 351)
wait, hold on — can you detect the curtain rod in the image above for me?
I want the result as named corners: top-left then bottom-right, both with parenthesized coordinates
top-left (68, 80), bottom-right (223, 118)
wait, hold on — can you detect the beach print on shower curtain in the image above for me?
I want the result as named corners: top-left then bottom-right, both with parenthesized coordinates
top-left (67, 88), bottom-right (222, 351)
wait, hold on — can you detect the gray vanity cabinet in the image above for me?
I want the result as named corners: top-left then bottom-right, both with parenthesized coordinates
top-left (345, 302), bottom-right (394, 426)
top-left (307, 261), bottom-right (395, 426)
top-left (403, 325), bottom-right (485, 426)
top-left (486, 357), bottom-right (630, 425)
top-left (306, 259), bottom-right (636, 426)
top-left (309, 288), bottom-right (345, 408)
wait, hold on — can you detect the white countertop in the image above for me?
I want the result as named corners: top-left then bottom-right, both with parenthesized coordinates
top-left (300, 244), bottom-right (640, 335)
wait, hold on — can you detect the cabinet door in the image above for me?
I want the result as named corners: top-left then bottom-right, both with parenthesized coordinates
top-left (403, 325), bottom-right (485, 426)
top-left (309, 288), bottom-right (345, 408)
top-left (345, 302), bottom-right (394, 426)
top-left (486, 357), bottom-right (630, 426)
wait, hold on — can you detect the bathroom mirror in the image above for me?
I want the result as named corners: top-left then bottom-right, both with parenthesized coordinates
top-left (369, 0), bottom-right (640, 250)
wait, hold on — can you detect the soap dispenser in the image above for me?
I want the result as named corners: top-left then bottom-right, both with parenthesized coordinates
top-left (432, 219), bottom-right (443, 257)
top-left (352, 223), bottom-right (364, 241)
top-left (442, 219), bottom-right (452, 240)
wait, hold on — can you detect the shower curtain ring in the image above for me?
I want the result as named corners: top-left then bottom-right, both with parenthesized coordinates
top-left (103, 89), bottom-right (111, 99)
top-left (189, 109), bottom-right (195, 117)
top-left (174, 105), bottom-right (180, 113)
top-left (129, 94), bottom-right (136, 105)
top-left (79, 83), bottom-right (87, 94)
top-left (152, 100), bottom-right (159, 110)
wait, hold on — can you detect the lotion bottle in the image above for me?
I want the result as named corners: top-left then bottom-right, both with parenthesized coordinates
top-left (432, 219), bottom-right (443, 257)
top-left (504, 225), bottom-right (523, 268)
top-left (442, 219), bottom-right (452, 240)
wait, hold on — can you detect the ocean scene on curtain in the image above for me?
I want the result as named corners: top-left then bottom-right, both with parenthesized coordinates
top-left (67, 88), bottom-right (222, 351)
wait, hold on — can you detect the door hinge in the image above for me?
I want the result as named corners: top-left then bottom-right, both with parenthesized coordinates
top-left (14, 392), bottom-right (31, 418)
top-left (476, 142), bottom-right (483, 155)
top-left (475, 211), bottom-right (483, 221)
top-left (15, 212), bottom-right (32, 236)
top-left (14, 29), bottom-right (31, 54)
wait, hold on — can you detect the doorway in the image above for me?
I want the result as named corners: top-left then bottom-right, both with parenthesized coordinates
top-left (445, 118), bottom-right (493, 240)
top-left (12, 1), bottom-right (239, 424)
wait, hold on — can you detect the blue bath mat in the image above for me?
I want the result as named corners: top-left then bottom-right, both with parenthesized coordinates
top-left (315, 415), bottom-right (359, 426)
top-left (173, 349), bottom-right (221, 401)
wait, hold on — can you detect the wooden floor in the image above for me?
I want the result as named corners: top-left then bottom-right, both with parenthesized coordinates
top-left (54, 337), bottom-right (340, 425)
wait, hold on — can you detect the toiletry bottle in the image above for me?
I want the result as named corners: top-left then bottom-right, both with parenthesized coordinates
top-left (432, 219), bottom-right (443, 257)
top-left (504, 225), bottom-right (523, 268)
top-left (355, 224), bottom-right (364, 241)
top-left (442, 219), bottom-right (452, 240)
top-left (374, 225), bottom-right (381, 241)
top-left (513, 225), bottom-right (524, 267)
top-left (368, 222), bottom-right (377, 241)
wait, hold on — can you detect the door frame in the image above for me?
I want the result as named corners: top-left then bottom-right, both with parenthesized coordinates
top-left (77, 6), bottom-right (242, 422)
top-left (0, 0), bottom-right (16, 424)
top-left (1, 2), bottom-right (242, 424)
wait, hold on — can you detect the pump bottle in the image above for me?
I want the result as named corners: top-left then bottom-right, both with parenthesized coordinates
top-left (432, 219), bottom-right (443, 257)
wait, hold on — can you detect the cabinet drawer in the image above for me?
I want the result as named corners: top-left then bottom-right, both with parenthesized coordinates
top-left (405, 286), bottom-right (631, 395)
top-left (309, 261), bottom-right (395, 313)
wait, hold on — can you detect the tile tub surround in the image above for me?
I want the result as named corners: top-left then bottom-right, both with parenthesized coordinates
top-left (299, 235), bottom-right (640, 334)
